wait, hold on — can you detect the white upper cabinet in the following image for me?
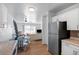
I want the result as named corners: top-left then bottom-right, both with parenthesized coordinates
top-left (2, 5), bottom-right (8, 24)
top-left (66, 8), bottom-right (79, 30)
top-left (0, 5), bottom-right (3, 25)
top-left (52, 12), bottom-right (68, 22)
top-left (0, 4), bottom-right (7, 27)
top-left (52, 8), bottom-right (79, 30)
top-left (58, 13), bottom-right (67, 22)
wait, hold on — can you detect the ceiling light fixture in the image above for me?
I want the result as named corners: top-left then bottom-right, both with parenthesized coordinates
top-left (29, 7), bottom-right (35, 12)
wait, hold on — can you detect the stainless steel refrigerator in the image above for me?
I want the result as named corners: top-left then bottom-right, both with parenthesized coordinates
top-left (48, 21), bottom-right (70, 55)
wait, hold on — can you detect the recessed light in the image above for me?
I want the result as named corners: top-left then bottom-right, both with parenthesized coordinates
top-left (29, 7), bottom-right (35, 12)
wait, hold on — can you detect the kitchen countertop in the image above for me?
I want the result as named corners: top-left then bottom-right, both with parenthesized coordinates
top-left (62, 37), bottom-right (79, 47)
top-left (0, 40), bottom-right (17, 55)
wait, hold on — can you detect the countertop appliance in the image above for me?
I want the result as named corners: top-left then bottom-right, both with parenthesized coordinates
top-left (48, 21), bottom-right (70, 55)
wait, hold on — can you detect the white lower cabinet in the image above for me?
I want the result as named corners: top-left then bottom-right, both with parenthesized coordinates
top-left (62, 42), bottom-right (73, 55)
top-left (62, 42), bottom-right (79, 55)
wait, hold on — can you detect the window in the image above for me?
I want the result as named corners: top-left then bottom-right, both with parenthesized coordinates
top-left (27, 12), bottom-right (36, 23)
top-left (24, 7), bottom-right (36, 34)
top-left (24, 25), bottom-right (36, 34)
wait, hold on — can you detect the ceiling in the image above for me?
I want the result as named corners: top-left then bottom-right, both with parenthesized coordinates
top-left (4, 3), bottom-right (76, 21)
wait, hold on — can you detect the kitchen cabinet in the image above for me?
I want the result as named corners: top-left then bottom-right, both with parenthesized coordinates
top-left (62, 43), bottom-right (73, 55)
top-left (65, 8), bottom-right (79, 30)
top-left (58, 13), bottom-right (67, 22)
top-left (52, 8), bottom-right (79, 30)
top-left (62, 42), bottom-right (73, 55)
top-left (62, 41), bottom-right (79, 55)
top-left (52, 13), bottom-right (67, 22)
top-left (0, 4), bottom-right (7, 27)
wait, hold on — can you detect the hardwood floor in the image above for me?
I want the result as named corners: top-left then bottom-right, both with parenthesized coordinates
top-left (17, 40), bottom-right (51, 55)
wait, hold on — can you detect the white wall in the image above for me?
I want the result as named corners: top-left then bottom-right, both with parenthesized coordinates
top-left (0, 4), bottom-right (14, 41)
top-left (42, 10), bottom-right (56, 45)
top-left (0, 4), bottom-right (7, 26)
top-left (42, 14), bottom-right (48, 44)
top-left (48, 11), bottom-right (56, 22)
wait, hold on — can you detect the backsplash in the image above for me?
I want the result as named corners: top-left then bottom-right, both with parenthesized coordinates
top-left (70, 31), bottom-right (79, 37)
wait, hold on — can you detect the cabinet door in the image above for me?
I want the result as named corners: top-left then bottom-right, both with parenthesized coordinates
top-left (67, 8), bottom-right (79, 30)
top-left (2, 5), bottom-right (7, 24)
top-left (58, 13), bottom-right (67, 22)
top-left (0, 4), bottom-right (7, 27)
top-left (70, 44), bottom-right (79, 55)
top-left (62, 42), bottom-right (73, 55)
top-left (0, 5), bottom-right (3, 26)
